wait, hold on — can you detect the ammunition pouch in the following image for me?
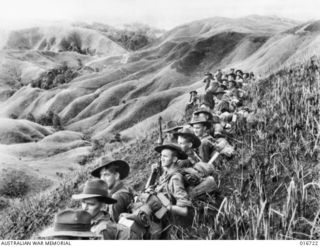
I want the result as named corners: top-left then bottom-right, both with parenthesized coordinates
top-left (120, 192), bottom-right (171, 239)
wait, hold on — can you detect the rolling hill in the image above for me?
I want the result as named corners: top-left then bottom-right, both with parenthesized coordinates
top-left (0, 15), bottom-right (320, 219)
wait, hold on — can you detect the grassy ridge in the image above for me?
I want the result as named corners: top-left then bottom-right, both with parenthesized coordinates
top-left (184, 60), bottom-right (320, 240)
top-left (1, 60), bottom-right (320, 240)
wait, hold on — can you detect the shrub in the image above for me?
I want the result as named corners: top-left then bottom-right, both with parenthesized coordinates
top-left (0, 196), bottom-right (10, 210)
top-left (26, 113), bottom-right (36, 122)
top-left (9, 113), bottom-right (18, 119)
top-left (37, 111), bottom-right (53, 126)
top-left (0, 169), bottom-right (30, 198)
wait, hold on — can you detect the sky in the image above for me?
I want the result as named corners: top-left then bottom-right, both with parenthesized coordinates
top-left (0, 0), bottom-right (320, 30)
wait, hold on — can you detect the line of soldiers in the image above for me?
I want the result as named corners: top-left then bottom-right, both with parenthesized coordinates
top-left (39, 68), bottom-right (254, 240)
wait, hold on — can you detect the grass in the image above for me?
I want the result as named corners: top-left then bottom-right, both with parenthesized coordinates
top-left (177, 59), bottom-right (320, 240)
top-left (0, 59), bottom-right (320, 240)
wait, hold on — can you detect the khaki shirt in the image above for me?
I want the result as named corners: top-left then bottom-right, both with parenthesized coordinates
top-left (154, 169), bottom-right (191, 207)
top-left (154, 168), bottom-right (193, 228)
top-left (108, 181), bottom-right (133, 223)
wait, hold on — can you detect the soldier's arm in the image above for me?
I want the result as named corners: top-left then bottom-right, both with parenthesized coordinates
top-left (110, 192), bottom-right (132, 223)
top-left (169, 174), bottom-right (192, 217)
top-left (199, 139), bottom-right (214, 163)
top-left (169, 205), bottom-right (188, 217)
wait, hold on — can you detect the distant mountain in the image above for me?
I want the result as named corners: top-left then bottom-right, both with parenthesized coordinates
top-left (161, 15), bottom-right (299, 42)
top-left (74, 22), bottom-right (165, 51)
top-left (3, 25), bottom-right (126, 56)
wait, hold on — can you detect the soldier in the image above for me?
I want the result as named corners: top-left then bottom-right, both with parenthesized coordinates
top-left (152, 143), bottom-right (192, 229)
top-left (221, 78), bottom-right (228, 88)
top-left (202, 78), bottom-right (221, 109)
top-left (203, 72), bottom-right (214, 91)
top-left (235, 69), bottom-right (243, 77)
top-left (228, 69), bottom-right (236, 81)
top-left (215, 69), bottom-right (223, 82)
top-left (227, 79), bottom-right (237, 90)
top-left (242, 73), bottom-right (250, 87)
top-left (173, 128), bottom-right (216, 199)
top-left (185, 90), bottom-right (200, 121)
top-left (309, 59), bottom-right (319, 72)
top-left (190, 116), bottom-right (234, 162)
top-left (163, 121), bottom-right (183, 143)
top-left (236, 74), bottom-right (244, 88)
top-left (91, 158), bottom-right (133, 223)
top-left (213, 87), bottom-right (229, 114)
top-left (121, 143), bottom-right (192, 239)
top-left (193, 108), bottom-right (223, 138)
top-left (189, 116), bottom-right (216, 163)
top-left (188, 90), bottom-right (199, 105)
top-left (72, 179), bottom-right (132, 239)
top-left (173, 127), bottom-right (202, 167)
top-left (249, 72), bottom-right (255, 81)
top-left (40, 209), bottom-right (98, 240)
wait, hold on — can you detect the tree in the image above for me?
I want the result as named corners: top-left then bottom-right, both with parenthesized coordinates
top-left (0, 61), bottom-right (23, 89)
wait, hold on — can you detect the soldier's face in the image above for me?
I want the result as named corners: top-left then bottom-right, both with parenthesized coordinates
top-left (198, 113), bottom-right (209, 120)
top-left (81, 198), bottom-right (103, 218)
top-left (177, 136), bottom-right (193, 152)
top-left (193, 124), bottom-right (206, 137)
top-left (100, 168), bottom-right (118, 190)
top-left (228, 82), bottom-right (234, 89)
top-left (166, 133), bottom-right (176, 143)
top-left (190, 92), bottom-right (197, 98)
top-left (161, 149), bottom-right (176, 168)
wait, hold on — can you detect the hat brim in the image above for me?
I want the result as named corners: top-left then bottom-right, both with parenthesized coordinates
top-left (72, 194), bottom-right (117, 204)
top-left (193, 110), bottom-right (213, 119)
top-left (213, 90), bottom-right (226, 95)
top-left (173, 132), bottom-right (201, 149)
top-left (163, 126), bottom-right (183, 133)
top-left (91, 160), bottom-right (130, 180)
top-left (154, 145), bottom-right (188, 160)
top-left (189, 120), bottom-right (212, 128)
top-left (40, 228), bottom-right (97, 238)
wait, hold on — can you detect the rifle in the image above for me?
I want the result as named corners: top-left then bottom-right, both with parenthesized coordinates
top-left (145, 116), bottom-right (163, 189)
top-left (157, 116), bottom-right (163, 145)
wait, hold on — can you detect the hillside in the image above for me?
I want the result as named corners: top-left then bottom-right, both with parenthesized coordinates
top-left (1, 57), bottom-right (320, 239)
top-left (0, 16), bottom-right (320, 239)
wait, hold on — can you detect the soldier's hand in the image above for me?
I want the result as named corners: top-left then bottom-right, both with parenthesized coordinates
top-left (148, 199), bottom-right (162, 212)
top-left (151, 163), bottom-right (160, 172)
top-left (145, 187), bottom-right (154, 193)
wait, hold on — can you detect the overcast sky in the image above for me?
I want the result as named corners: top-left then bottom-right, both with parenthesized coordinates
top-left (0, 0), bottom-right (319, 30)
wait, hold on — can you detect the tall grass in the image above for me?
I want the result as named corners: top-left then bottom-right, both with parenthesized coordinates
top-left (1, 59), bottom-right (320, 240)
top-left (175, 59), bottom-right (320, 240)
